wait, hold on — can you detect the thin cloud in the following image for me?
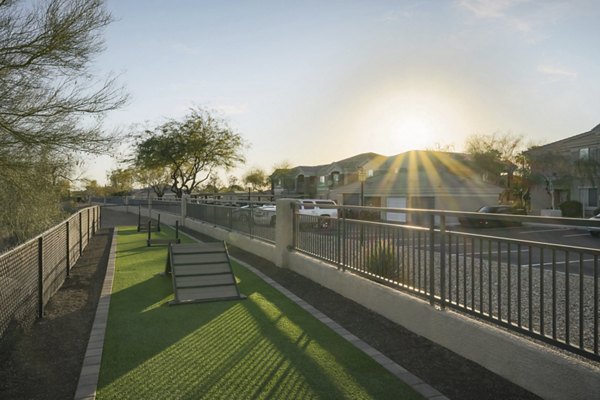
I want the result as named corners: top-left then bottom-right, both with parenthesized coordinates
top-left (457, 0), bottom-right (529, 18)
top-left (214, 103), bottom-right (249, 115)
top-left (537, 65), bottom-right (577, 79)
top-left (381, 4), bottom-right (421, 21)
top-left (457, 0), bottom-right (570, 43)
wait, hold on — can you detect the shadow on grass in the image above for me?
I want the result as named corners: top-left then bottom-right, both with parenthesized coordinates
top-left (97, 227), bottom-right (419, 400)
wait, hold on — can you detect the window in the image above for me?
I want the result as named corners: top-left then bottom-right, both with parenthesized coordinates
top-left (580, 187), bottom-right (598, 207)
top-left (333, 174), bottom-right (339, 182)
top-left (580, 148), bottom-right (590, 160)
top-left (367, 169), bottom-right (373, 177)
top-left (302, 200), bottom-right (315, 209)
top-left (319, 176), bottom-right (325, 184)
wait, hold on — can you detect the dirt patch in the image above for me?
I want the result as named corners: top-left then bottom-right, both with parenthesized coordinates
top-left (0, 228), bottom-right (112, 400)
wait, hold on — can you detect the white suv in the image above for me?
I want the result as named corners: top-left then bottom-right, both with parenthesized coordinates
top-left (295, 199), bottom-right (338, 218)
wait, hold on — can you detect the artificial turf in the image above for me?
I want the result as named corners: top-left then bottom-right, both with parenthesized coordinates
top-left (96, 226), bottom-right (422, 399)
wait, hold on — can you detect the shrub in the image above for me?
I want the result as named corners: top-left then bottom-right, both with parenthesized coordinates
top-left (363, 242), bottom-right (399, 280)
top-left (559, 200), bottom-right (583, 218)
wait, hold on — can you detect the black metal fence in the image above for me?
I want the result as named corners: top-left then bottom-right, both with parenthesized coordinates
top-left (293, 205), bottom-right (600, 362)
top-left (0, 206), bottom-right (100, 338)
top-left (187, 201), bottom-right (276, 243)
top-left (82, 195), bottom-right (600, 361)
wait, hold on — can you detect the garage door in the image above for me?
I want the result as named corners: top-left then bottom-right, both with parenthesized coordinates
top-left (386, 197), bottom-right (407, 222)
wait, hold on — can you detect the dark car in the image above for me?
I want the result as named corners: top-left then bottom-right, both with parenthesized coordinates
top-left (588, 213), bottom-right (600, 237)
top-left (458, 205), bottom-right (527, 228)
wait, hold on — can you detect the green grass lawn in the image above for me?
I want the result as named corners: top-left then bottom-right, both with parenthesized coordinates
top-left (96, 226), bottom-right (422, 400)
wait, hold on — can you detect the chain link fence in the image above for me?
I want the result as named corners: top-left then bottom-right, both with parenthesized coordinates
top-left (0, 206), bottom-right (100, 339)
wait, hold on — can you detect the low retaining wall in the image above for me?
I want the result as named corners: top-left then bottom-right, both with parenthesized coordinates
top-left (286, 252), bottom-right (599, 400)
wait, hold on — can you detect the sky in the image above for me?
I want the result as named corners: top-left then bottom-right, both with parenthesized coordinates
top-left (88, 0), bottom-right (600, 185)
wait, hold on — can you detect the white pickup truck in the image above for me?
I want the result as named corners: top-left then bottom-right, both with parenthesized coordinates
top-left (295, 199), bottom-right (338, 228)
top-left (295, 199), bottom-right (338, 218)
top-left (251, 199), bottom-right (338, 227)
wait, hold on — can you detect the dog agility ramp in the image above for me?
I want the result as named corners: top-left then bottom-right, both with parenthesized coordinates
top-left (167, 242), bottom-right (245, 305)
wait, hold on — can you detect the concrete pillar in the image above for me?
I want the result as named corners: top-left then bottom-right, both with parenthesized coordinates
top-left (274, 198), bottom-right (295, 268)
top-left (181, 195), bottom-right (188, 227)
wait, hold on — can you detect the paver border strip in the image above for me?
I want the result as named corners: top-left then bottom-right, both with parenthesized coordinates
top-left (74, 228), bottom-right (118, 400)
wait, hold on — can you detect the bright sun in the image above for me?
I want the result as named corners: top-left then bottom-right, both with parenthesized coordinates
top-left (353, 85), bottom-right (467, 155)
top-left (390, 116), bottom-right (434, 151)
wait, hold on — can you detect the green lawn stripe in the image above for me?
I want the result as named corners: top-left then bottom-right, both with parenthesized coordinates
top-left (96, 226), bottom-right (422, 400)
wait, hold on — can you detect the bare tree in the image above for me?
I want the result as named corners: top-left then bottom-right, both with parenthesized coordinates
top-left (0, 0), bottom-right (127, 246)
top-left (0, 0), bottom-right (127, 160)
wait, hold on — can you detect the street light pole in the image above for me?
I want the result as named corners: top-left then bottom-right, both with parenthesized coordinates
top-left (358, 167), bottom-right (366, 207)
top-left (358, 167), bottom-right (366, 245)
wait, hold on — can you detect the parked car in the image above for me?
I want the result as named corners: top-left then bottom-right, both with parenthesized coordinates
top-left (458, 205), bottom-right (527, 228)
top-left (295, 199), bottom-right (338, 228)
top-left (252, 204), bottom-right (277, 226)
top-left (588, 213), bottom-right (600, 237)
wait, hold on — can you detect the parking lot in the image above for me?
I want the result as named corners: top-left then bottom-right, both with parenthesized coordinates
top-left (448, 223), bottom-right (600, 276)
top-left (297, 219), bottom-right (600, 277)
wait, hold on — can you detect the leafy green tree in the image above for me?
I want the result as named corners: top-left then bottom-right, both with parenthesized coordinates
top-left (133, 108), bottom-right (245, 198)
top-left (522, 147), bottom-right (573, 210)
top-left (226, 175), bottom-right (244, 192)
top-left (106, 168), bottom-right (134, 196)
top-left (134, 166), bottom-right (171, 198)
top-left (202, 175), bottom-right (224, 193)
top-left (465, 132), bottom-right (524, 185)
top-left (243, 168), bottom-right (268, 191)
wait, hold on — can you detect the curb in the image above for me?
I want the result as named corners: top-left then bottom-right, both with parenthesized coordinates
top-left (74, 228), bottom-right (118, 400)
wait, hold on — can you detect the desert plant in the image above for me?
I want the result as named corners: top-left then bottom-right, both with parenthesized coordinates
top-left (363, 241), bottom-right (400, 280)
top-left (559, 200), bottom-right (583, 218)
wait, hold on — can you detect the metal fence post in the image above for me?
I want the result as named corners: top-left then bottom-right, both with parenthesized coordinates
top-left (429, 214), bottom-right (435, 306)
top-left (250, 202), bottom-right (254, 238)
top-left (440, 214), bottom-right (446, 310)
top-left (336, 207), bottom-right (341, 269)
top-left (291, 202), bottom-right (297, 250)
top-left (66, 220), bottom-right (70, 277)
top-left (342, 210), bottom-right (347, 271)
top-left (87, 208), bottom-right (90, 242)
top-left (79, 211), bottom-right (83, 256)
top-left (38, 236), bottom-right (44, 318)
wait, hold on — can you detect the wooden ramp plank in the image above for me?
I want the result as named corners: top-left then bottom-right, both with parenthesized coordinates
top-left (173, 252), bottom-right (229, 265)
top-left (167, 241), bottom-right (245, 305)
top-left (175, 274), bottom-right (235, 287)
top-left (172, 242), bottom-right (225, 254)
top-left (177, 286), bottom-right (240, 302)
top-left (173, 263), bottom-right (230, 276)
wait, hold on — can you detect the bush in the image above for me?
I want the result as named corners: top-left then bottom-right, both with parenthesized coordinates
top-left (559, 200), bottom-right (583, 218)
top-left (363, 242), bottom-right (399, 280)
